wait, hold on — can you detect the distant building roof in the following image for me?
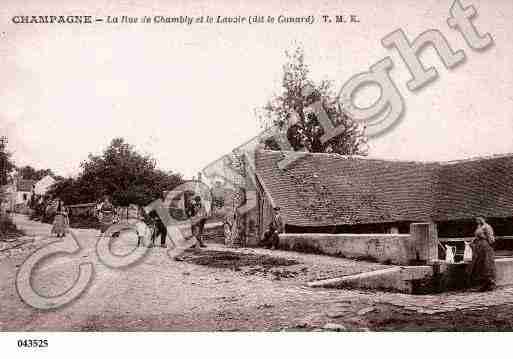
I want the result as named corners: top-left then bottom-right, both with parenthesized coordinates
top-left (34, 175), bottom-right (57, 195)
top-left (255, 150), bottom-right (513, 226)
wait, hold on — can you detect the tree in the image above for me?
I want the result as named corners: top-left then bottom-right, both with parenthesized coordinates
top-left (258, 45), bottom-right (368, 155)
top-left (46, 177), bottom-right (89, 205)
top-left (47, 138), bottom-right (183, 206)
top-left (17, 165), bottom-right (61, 181)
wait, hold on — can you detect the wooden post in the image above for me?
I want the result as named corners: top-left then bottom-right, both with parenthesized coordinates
top-left (410, 222), bottom-right (438, 264)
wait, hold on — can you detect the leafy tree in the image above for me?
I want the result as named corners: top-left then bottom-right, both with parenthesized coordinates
top-left (258, 45), bottom-right (368, 155)
top-left (48, 138), bottom-right (183, 206)
top-left (17, 166), bottom-right (38, 180)
top-left (47, 177), bottom-right (89, 205)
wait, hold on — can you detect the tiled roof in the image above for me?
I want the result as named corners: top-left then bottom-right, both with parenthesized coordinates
top-left (255, 150), bottom-right (437, 226)
top-left (17, 179), bottom-right (37, 192)
top-left (434, 155), bottom-right (513, 221)
top-left (255, 151), bottom-right (513, 226)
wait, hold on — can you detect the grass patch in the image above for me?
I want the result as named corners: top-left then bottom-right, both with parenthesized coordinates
top-left (180, 248), bottom-right (299, 270)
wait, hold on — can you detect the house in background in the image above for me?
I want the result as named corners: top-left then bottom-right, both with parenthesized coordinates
top-left (14, 178), bottom-right (37, 212)
top-left (201, 129), bottom-right (276, 245)
top-left (201, 129), bottom-right (513, 250)
top-left (34, 174), bottom-right (56, 196)
top-left (1, 175), bottom-right (57, 213)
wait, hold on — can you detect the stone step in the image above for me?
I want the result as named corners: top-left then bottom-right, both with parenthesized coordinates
top-left (307, 266), bottom-right (433, 293)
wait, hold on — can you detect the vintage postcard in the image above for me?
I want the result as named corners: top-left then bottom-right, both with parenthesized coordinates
top-left (1, 0), bottom-right (513, 356)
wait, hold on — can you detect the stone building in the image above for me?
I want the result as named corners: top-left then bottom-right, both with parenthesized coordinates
top-left (254, 150), bottom-right (513, 246)
top-left (10, 178), bottom-right (37, 213)
top-left (34, 175), bottom-right (56, 196)
top-left (201, 130), bottom-right (271, 246)
top-left (202, 133), bottom-right (513, 252)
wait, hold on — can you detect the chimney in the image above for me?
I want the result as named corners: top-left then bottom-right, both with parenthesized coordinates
top-left (197, 172), bottom-right (202, 182)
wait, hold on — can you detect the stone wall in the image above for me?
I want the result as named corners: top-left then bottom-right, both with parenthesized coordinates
top-left (278, 233), bottom-right (412, 265)
top-left (496, 258), bottom-right (513, 286)
top-left (278, 223), bottom-right (438, 265)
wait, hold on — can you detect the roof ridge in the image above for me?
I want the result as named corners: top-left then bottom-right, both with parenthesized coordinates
top-left (257, 149), bottom-right (513, 165)
top-left (438, 152), bottom-right (513, 165)
top-left (257, 149), bottom-right (431, 164)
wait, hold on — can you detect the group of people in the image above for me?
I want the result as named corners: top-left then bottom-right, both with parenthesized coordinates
top-left (45, 189), bottom-right (497, 292)
top-left (28, 192), bottom-right (61, 224)
top-left (95, 194), bottom-right (209, 249)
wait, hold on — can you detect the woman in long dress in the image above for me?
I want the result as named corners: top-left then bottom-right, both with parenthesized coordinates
top-left (98, 196), bottom-right (115, 234)
top-left (130, 205), bottom-right (151, 247)
top-left (51, 199), bottom-right (68, 237)
top-left (469, 217), bottom-right (496, 291)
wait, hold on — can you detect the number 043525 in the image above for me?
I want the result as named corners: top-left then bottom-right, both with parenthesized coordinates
top-left (17, 339), bottom-right (48, 348)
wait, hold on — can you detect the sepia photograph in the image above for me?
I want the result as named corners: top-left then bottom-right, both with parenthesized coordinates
top-left (1, 0), bottom-right (513, 357)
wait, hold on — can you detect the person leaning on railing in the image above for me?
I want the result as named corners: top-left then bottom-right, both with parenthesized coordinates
top-left (260, 207), bottom-right (284, 250)
top-left (468, 217), bottom-right (496, 292)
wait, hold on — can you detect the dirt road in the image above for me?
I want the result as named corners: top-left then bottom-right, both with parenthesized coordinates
top-left (2, 215), bottom-right (513, 331)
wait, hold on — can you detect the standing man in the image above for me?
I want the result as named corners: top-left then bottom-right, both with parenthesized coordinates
top-left (149, 208), bottom-right (167, 248)
top-left (192, 195), bottom-right (207, 248)
top-left (29, 185), bottom-right (36, 209)
top-left (263, 207), bottom-right (284, 249)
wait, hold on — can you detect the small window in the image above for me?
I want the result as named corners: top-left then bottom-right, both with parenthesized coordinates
top-left (23, 193), bottom-right (28, 201)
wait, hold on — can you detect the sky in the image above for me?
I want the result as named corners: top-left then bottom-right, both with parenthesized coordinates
top-left (1, 0), bottom-right (512, 179)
